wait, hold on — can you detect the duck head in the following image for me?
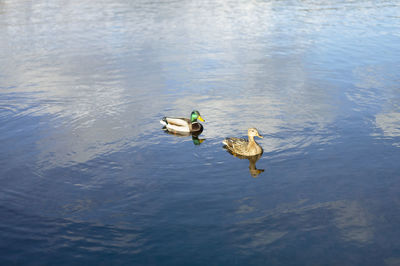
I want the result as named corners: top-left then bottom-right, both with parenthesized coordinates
top-left (248, 128), bottom-right (263, 139)
top-left (191, 110), bottom-right (205, 122)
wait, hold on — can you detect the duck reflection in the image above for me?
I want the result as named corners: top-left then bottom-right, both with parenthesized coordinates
top-left (223, 148), bottom-right (265, 178)
top-left (162, 127), bottom-right (205, 145)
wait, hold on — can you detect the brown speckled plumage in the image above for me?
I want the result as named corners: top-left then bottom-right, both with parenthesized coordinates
top-left (223, 128), bottom-right (263, 156)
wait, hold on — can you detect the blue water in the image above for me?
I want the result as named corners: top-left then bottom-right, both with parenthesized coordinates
top-left (1, 0), bottom-right (400, 265)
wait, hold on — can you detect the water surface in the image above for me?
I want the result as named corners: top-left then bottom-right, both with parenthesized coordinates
top-left (1, 0), bottom-right (400, 265)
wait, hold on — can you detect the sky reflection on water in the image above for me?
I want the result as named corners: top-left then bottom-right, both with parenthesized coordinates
top-left (1, 0), bottom-right (400, 265)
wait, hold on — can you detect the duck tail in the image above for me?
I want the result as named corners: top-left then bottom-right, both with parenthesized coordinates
top-left (160, 117), bottom-right (168, 126)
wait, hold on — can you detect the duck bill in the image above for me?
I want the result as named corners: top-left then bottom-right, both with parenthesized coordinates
top-left (198, 116), bottom-right (205, 122)
top-left (257, 134), bottom-right (263, 138)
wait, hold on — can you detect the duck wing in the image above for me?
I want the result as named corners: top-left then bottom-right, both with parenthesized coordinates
top-left (165, 117), bottom-right (191, 127)
top-left (223, 137), bottom-right (249, 154)
top-left (160, 117), bottom-right (191, 132)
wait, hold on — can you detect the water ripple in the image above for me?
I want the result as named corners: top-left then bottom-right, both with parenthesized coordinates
top-left (1, 0), bottom-right (400, 264)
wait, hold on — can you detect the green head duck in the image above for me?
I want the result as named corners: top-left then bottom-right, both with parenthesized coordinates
top-left (190, 110), bottom-right (205, 123)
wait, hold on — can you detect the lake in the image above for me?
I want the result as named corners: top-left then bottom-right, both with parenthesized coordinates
top-left (1, 0), bottom-right (400, 265)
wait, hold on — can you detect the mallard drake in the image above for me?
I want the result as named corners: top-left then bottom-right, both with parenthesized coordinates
top-left (222, 128), bottom-right (263, 156)
top-left (160, 110), bottom-right (205, 134)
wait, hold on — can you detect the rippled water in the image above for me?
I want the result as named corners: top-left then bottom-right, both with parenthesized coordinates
top-left (1, 0), bottom-right (400, 265)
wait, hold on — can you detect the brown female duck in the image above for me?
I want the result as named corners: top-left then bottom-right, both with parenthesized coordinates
top-left (222, 128), bottom-right (263, 156)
